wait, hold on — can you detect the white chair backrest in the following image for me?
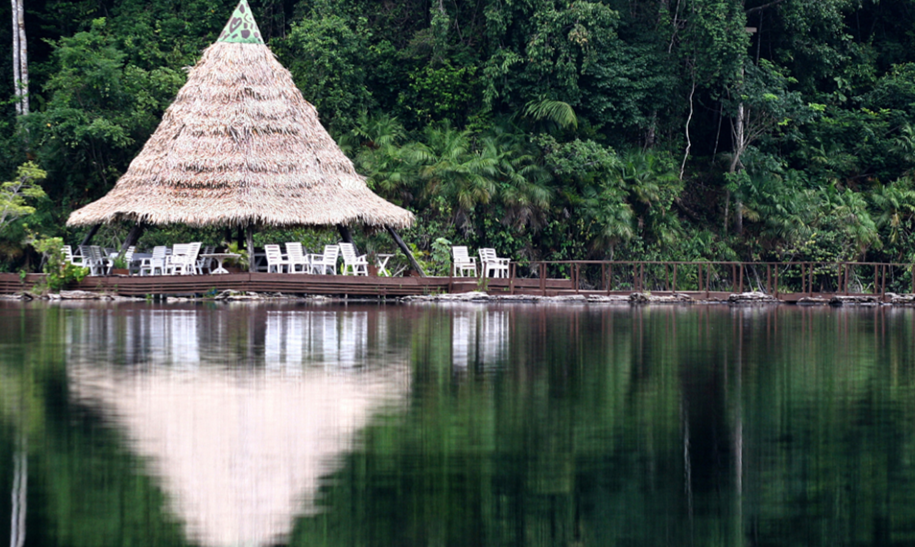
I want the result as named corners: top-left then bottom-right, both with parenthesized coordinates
top-left (151, 246), bottom-right (167, 260)
top-left (479, 248), bottom-right (497, 262)
top-left (265, 244), bottom-right (284, 264)
top-left (123, 246), bottom-right (135, 262)
top-left (323, 245), bottom-right (340, 263)
top-left (89, 245), bottom-right (105, 261)
top-left (186, 242), bottom-right (202, 264)
top-left (286, 242), bottom-right (305, 262)
top-left (453, 246), bottom-right (472, 263)
top-left (339, 242), bottom-right (358, 262)
top-left (172, 243), bottom-right (189, 258)
top-left (63, 245), bottom-right (74, 262)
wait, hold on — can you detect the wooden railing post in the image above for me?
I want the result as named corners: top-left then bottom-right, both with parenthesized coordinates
top-left (697, 262), bottom-right (702, 294)
top-left (809, 263), bottom-right (814, 296)
top-left (774, 267), bottom-right (779, 298)
top-left (540, 263), bottom-right (546, 296)
top-left (608, 263), bottom-right (613, 294)
top-left (509, 263), bottom-right (515, 295)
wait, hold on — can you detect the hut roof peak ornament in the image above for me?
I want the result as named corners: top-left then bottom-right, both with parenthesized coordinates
top-left (217, 0), bottom-right (263, 44)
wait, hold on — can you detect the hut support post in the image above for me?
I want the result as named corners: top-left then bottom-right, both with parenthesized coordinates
top-left (120, 223), bottom-right (145, 254)
top-left (385, 226), bottom-right (425, 277)
top-left (79, 224), bottom-right (101, 246)
top-left (336, 224), bottom-right (357, 254)
top-left (246, 225), bottom-right (256, 273)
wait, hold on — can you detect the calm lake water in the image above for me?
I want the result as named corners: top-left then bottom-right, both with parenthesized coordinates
top-left (2, 301), bottom-right (915, 547)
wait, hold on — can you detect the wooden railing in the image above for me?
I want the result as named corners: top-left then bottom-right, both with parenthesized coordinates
top-left (517, 261), bottom-right (915, 297)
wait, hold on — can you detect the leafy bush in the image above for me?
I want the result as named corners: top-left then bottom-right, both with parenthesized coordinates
top-left (26, 233), bottom-right (89, 292)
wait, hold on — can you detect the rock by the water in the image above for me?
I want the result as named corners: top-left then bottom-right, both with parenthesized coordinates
top-left (59, 290), bottom-right (111, 300)
top-left (727, 291), bottom-right (779, 304)
top-left (796, 296), bottom-right (831, 306)
top-left (830, 295), bottom-right (881, 306)
top-left (630, 292), bottom-right (694, 304)
top-left (586, 295), bottom-right (631, 304)
top-left (888, 293), bottom-right (915, 305)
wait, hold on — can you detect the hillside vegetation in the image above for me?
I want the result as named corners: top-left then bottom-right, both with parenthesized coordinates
top-left (2, 0), bottom-right (915, 269)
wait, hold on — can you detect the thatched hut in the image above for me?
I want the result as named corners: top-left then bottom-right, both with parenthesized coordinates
top-left (67, 0), bottom-right (417, 270)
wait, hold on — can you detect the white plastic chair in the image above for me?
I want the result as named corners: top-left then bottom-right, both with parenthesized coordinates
top-left (196, 246), bottom-right (215, 274)
top-left (339, 243), bottom-right (368, 276)
top-left (264, 244), bottom-right (289, 273)
top-left (184, 242), bottom-right (202, 275)
top-left (285, 242), bottom-right (308, 273)
top-left (166, 243), bottom-right (201, 275)
top-left (452, 246), bottom-right (478, 277)
top-left (139, 246), bottom-right (168, 276)
top-left (479, 248), bottom-right (510, 278)
top-left (165, 244), bottom-right (189, 275)
top-left (82, 245), bottom-right (109, 276)
top-left (62, 246), bottom-right (85, 268)
top-left (309, 245), bottom-right (339, 275)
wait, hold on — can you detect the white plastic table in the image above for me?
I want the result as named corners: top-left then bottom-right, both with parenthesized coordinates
top-left (200, 253), bottom-right (240, 275)
top-left (375, 254), bottom-right (394, 276)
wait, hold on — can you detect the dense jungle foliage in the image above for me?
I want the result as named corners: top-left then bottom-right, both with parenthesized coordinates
top-left (2, 0), bottom-right (915, 271)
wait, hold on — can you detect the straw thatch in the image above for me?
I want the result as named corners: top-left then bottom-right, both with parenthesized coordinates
top-left (67, 0), bottom-right (413, 230)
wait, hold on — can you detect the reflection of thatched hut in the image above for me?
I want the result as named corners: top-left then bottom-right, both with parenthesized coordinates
top-left (67, 0), bottom-right (416, 268)
top-left (70, 364), bottom-right (409, 547)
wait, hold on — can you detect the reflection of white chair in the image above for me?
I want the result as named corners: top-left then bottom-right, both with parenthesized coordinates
top-left (339, 243), bottom-right (368, 276)
top-left (309, 245), bottom-right (339, 275)
top-left (265, 244), bottom-right (289, 273)
top-left (452, 246), bottom-right (477, 277)
top-left (479, 248), bottom-right (509, 278)
top-left (285, 242), bottom-right (309, 273)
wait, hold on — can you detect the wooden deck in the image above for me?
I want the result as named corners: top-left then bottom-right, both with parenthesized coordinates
top-left (0, 272), bottom-right (576, 298)
top-left (0, 270), bottom-right (897, 302)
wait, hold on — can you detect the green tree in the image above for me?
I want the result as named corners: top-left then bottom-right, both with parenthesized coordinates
top-left (273, 14), bottom-right (375, 133)
top-left (0, 162), bottom-right (46, 233)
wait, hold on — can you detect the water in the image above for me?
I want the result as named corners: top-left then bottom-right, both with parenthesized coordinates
top-left (2, 301), bottom-right (915, 547)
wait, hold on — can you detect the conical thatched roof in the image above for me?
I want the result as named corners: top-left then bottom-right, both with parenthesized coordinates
top-left (67, 0), bottom-right (413, 229)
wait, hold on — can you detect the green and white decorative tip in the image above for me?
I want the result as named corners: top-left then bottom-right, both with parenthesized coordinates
top-left (217, 0), bottom-right (263, 44)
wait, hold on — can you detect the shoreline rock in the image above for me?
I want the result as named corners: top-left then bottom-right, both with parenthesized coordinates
top-left (8, 289), bottom-right (915, 307)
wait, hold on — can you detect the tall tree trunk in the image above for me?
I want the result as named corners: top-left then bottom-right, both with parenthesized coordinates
top-left (679, 77), bottom-right (696, 181)
top-left (246, 225), bottom-right (256, 273)
top-left (11, 0), bottom-right (27, 115)
top-left (730, 101), bottom-right (746, 235)
top-left (10, 0), bottom-right (20, 115)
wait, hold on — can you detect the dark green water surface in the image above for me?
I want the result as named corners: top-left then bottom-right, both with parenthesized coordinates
top-left (2, 301), bottom-right (915, 547)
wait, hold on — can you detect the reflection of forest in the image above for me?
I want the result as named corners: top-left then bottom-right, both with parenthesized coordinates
top-left (4, 303), bottom-right (915, 547)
